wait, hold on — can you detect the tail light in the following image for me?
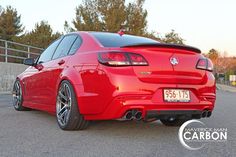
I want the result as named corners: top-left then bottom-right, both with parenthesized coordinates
top-left (98, 52), bottom-right (148, 66)
top-left (196, 58), bottom-right (213, 72)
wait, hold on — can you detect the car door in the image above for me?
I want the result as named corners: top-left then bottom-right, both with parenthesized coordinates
top-left (23, 38), bottom-right (61, 106)
top-left (43, 34), bottom-right (79, 108)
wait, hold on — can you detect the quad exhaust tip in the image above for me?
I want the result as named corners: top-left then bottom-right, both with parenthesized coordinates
top-left (202, 111), bottom-right (207, 118)
top-left (125, 110), bottom-right (211, 120)
top-left (207, 111), bottom-right (212, 117)
top-left (124, 111), bottom-right (133, 120)
top-left (134, 111), bottom-right (142, 121)
top-left (124, 110), bottom-right (142, 120)
top-left (202, 110), bottom-right (212, 118)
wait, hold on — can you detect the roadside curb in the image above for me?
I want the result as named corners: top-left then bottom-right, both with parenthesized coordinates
top-left (0, 91), bottom-right (11, 95)
top-left (217, 84), bottom-right (236, 93)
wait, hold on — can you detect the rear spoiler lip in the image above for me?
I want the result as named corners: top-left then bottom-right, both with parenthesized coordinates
top-left (120, 43), bottom-right (201, 53)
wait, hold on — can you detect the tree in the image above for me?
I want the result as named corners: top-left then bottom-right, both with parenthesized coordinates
top-left (205, 49), bottom-right (235, 76)
top-left (205, 49), bottom-right (219, 73)
top-left (72, 0), bottom-right (148, 35)
top-left (125, 0), bottom-right (147, 35)
top-left (64, 20), bottom-right (74, 33)
top-left (71, 0), bottom-right (186, 44)
top-left (98, 0), bottom-right (126, 32)
top-left (206, 49), bottom-right (219, 64)
top-left (20, 21), bottom-right (61, 48)
top-left (73, 0), bottom-right (104, 31)
top-left (143, 31), bottom-right (161, 41)
top-left (0, 6), bottom-right (24, 40)
top-left (161, 29), bottom-right (184, 45)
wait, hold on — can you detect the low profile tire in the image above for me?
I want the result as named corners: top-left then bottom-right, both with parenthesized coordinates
top-left (12, 80), bottom-right (29, 111)
top-left (160, 117), bottom-right (188, 126)
top-left (56, 80), bottom-right (89, 130)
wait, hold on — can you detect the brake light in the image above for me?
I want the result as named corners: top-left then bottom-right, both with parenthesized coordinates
top-left (99, 52), bottom-right (130, 66)
top-left (98, 52), bottom-right (148, 66)
top-left (196, 58), bottom-right (213, 72)
top-left (129, 53), bottom-right (148, 65)
top-left (207, 59), bottom-right (213, 71)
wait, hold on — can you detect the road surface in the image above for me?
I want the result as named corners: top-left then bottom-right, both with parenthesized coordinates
top-left (0, 90), bottom-right (235, 157)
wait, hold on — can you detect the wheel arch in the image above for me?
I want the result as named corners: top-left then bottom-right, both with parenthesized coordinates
top-left (14, 77), bottom-right (25, 98)
top-left (56, 75), bottom-right (82, 113)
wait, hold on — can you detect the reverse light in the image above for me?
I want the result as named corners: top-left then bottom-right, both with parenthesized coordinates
top-left (98, 52), bottom-right (148, 66)
top-left (196, 58), bottom-right (213, 72)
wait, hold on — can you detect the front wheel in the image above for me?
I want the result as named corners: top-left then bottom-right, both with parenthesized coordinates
top-left (12, 80), bottom-right (29, 111)
top-left (160, 117), bottom-right (188, 126)
top-left (56, 80), bottom-right (89, 130)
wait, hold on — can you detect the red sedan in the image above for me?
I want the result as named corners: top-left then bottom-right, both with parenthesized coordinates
top-left (12, 32), bottom-right (216, 130)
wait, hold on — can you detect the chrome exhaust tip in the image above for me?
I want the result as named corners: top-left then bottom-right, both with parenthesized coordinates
top-left (134, 111), bottom-right (142, 120)
top-left (202, 111), bottom-right (207, 118)
top-left (124, 111), bottom-right (133, 120)
top-left (207, 111), bottom-right (212, 117)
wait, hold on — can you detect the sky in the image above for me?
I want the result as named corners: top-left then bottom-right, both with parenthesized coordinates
top-left (1, 0), bottom-right (236, 56)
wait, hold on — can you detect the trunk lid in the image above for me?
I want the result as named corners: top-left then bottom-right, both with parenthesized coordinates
top-left (121, 44), bottom-right (206, 85)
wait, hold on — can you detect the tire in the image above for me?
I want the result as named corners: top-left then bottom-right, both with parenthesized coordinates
top-left (160, 117), bottom-right (188, 126)
top-left (12, 80), bottom-right (29, 111)
top-left (56, 80), bottom-right (89, 130)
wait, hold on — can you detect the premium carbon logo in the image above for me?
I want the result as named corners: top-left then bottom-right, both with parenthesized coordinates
top-left (178, 120), bottom-right (227, 150)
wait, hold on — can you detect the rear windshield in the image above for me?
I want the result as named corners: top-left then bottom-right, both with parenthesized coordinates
top-left (90, 32), bottom-right (158, 47)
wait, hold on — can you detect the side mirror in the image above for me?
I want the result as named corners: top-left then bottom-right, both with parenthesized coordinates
top-left (23, 58), bottom-right (35, 66)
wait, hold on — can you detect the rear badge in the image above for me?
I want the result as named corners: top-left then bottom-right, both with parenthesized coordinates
top-left (140, 71), bottom-right (152, 75)
top-left (170, 57), bottom-right (179, 65)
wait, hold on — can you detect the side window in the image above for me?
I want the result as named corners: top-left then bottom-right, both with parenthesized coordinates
top-left (52, 35), bottom-right (77, 59)
top-left (37, 39), bottom-right (61, 63)
top-left (68, 37), bottom-right (82, 55)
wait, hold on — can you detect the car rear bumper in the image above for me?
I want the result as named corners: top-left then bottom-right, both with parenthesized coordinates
top-left (76, 66), bottom-right (216, 120)
top-left (83, 94), bottom-right (215, 120)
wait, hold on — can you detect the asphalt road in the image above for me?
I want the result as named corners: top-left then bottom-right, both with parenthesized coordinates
top-left (0, 90), bottom-right (235, 157)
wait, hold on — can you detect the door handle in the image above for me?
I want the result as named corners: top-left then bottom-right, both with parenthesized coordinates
top-left (36, 64), bottom-right (43, 71)
top-left (58, 59), bottom-right (65, 65)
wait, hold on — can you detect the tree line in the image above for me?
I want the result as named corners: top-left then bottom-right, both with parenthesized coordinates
top-left (205, 49), bottom-right (236, 80)
top-left (0, 0), bottom-right (184, 49)
top-left (0, 6), bottom-right (61, 48)
top-left (0, 0), bottom-right (235, 78)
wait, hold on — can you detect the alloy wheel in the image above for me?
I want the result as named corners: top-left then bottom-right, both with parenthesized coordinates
top-left (56, 83), bottom-right (72, 127)
top-left (12, 81), bottom-right (22, 109)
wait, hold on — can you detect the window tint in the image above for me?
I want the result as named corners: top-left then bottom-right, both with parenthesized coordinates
top-left (68, 37), bottom-right (82, 55)
top-left (38, 39), bottom-right (61, 63)
top-left (90, 32), bottom-right (158, 47)
top-left (52, 35), bottom-right (77, 59)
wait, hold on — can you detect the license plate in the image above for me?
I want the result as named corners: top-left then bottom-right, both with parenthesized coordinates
top-left (163, 89), bottom-right (190, 102)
